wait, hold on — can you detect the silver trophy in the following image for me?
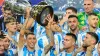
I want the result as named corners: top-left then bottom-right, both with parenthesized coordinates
top-left (4, 0), bottom-right (31, 15)
top-left (4, 1), bottom-right (54, 26)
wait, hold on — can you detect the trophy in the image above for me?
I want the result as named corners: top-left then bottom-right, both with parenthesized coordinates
top-left (4, 0), bottom-right (31, 15)
top-left (30, 2), bottom-right (54, 26)
top-left (4, 1), bottom-right (54, 26)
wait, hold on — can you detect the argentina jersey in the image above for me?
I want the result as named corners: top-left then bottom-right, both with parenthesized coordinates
top-left (76, 48), bottom-right (98, 56)
top-left (60, 22), bottom-right (69, 34)
top-left (57, 48), bottom-right (76, 56)
top-left (4, 31), bottom-right (20, 54)
top-left (5, 49), bottom-right (14, 56)
top-left (18, 45), bottom-right (44, 56)
top-left (37, 32), bottom-right (63, 56)
top-left (46, 33), bottom-right (63, 56)
top-left (32, 21), bottom-right (46, 38)
top-left (37, 35), bottom-right (49, 49)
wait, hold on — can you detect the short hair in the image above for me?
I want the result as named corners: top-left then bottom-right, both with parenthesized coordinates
top-left (68, 15), bottom-right (78, 20)
top-left (88, 13), bottom-right (97, 16)
top-left (84, 0), bottom-right (94, 2)
top-left (0, 31), bottom-right (6, 39)
top-left (4, 6), bottom-right (11, 11)
top-left (87, 32), bottom-right (98, 44)
top-left (66, 7), bottom-right (77, 13)
top-left (25, 32), bottom-right (35, 38)
top-left (4, 16), bottom-right (16, 25)
top-left (66, 33), bottom-right (77, 42)
top-left (53, 14), bottom-right (58, 23)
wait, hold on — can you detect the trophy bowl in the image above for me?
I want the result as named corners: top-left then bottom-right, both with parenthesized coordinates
top-left (4, 0), bottom-right (31, 15)
top-left (30, 5), bottom-right (53, 26)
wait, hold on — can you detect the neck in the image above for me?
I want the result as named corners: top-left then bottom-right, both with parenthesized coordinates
top-left (86, 11), bottom-right (93, 15)
top-left (89, 26), bottom-right (97, 32)
top-left (7, 30), bottom-right (15, 36)
top-left (70, 27), bottom-right (79, 35)
top-left (66, 46), bottom-right (75, 53)
top-left (27, 46), bottom-right (35, 52)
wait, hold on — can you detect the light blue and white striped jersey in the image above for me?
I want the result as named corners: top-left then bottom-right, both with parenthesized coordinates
top-left (32, 21), bottom-right (46, 38)
top-left (76, 48), bottom-right (98, 56)
top-left (60, 21), bottom-right (69, 34)
top-left (18, 45), bottom-right (44, 56)
top-left (4, 31), bottom-right (20, 54)
top-left (57, 49), bottom-right (76, 56)
top-left (5, 49), bottom-right (14, 56)
top-left (37, 32), bottom-right (63, 56)
top-left (77, 28), bottom-right (100, 47)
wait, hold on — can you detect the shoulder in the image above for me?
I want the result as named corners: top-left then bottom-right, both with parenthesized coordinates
top-left (77, 12), bottom-right (85, 16)
top-left (92, 48), bottom-right (99, 56)
top-left (57, 51), bottom-right (65, 56)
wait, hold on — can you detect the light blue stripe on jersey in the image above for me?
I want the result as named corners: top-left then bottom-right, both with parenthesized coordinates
top-left (19, 45), bottom-right (43, 56)
top-left (21, 16), bottom-right (25, 24)
top-left (23, 46), bottom-right (35, 56)
top-left (37, 32), bottom-right (63, 56)
top-left (95, 28), bottom-right (100, 41)
top-left (4, 31), bottom-right (19, 54)
top-left (37, 35), bottom-right (49, 48)
top-left (48, 33), bottom-right (63, 56)
top-left (38, 38), bottom-right (44, 48)
top-left (76, 48), bottom-right (98, 56)
top-left (34, 21), bottom-right (46, 38)
top-left (5, 49), bottom-right (14, 56)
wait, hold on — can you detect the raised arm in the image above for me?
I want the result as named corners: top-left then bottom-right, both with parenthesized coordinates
top-left (44, 14), bottom-right (55, 54)
top-left (18, 7), bottom-right (31, 49)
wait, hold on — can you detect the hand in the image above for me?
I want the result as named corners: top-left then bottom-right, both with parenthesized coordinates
top-left (76, 47), bottom-right (84, 53)
top-left (51, 23), bottom-right (62, 33)
top-left (73, 47), bottom-right (84, 56)
top-left (4, 34), bottom-right (13, 41)
top-left (17, 22), bottom-right (23, 31)
top-left (62, 15), bottom-right (68, 22)
top-left (86, 45), bottom-right (95, 52)
top-left (45, 14), bottom-right (62, 32)
top-left (82, 26), bottom-right (88, 31)
top-left (25, 7), bottom-right (31, 18)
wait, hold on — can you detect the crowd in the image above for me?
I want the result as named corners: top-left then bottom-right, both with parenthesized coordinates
top-left (0, 0), bottom-right (100, 56)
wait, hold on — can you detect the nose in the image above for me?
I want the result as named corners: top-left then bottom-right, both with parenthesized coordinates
top-left (6, 42), bottom-right (10, 45)
top-left (83, 37), bottom-right (86, 41)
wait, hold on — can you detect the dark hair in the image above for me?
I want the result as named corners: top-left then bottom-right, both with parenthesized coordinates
top-left (25, 32), bottom-right (35, 38)
top-left (0, 31), bottom-right (6, 39)
top-left (87, 32), bottom-right (98, 44)
top-left (88, 13), bottom-right (97, 16)
top-left (53, 14), bottom-right (58, 23)
top-left (66, 33), bottom-right (77, 42)
top-left (68, 15), bottom-right (78, 20)
top-left (66, 7), bottom-right (77, 13)
top-left (84, 0), bottom-right (94, 2)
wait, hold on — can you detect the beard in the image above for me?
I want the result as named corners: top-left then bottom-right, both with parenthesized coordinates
top-left (70, 26), bottom-right (77, 31)
top-left (82, 42), bottom-right (89, 48)
top-left (82, 44), bottom-right (87, 48)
